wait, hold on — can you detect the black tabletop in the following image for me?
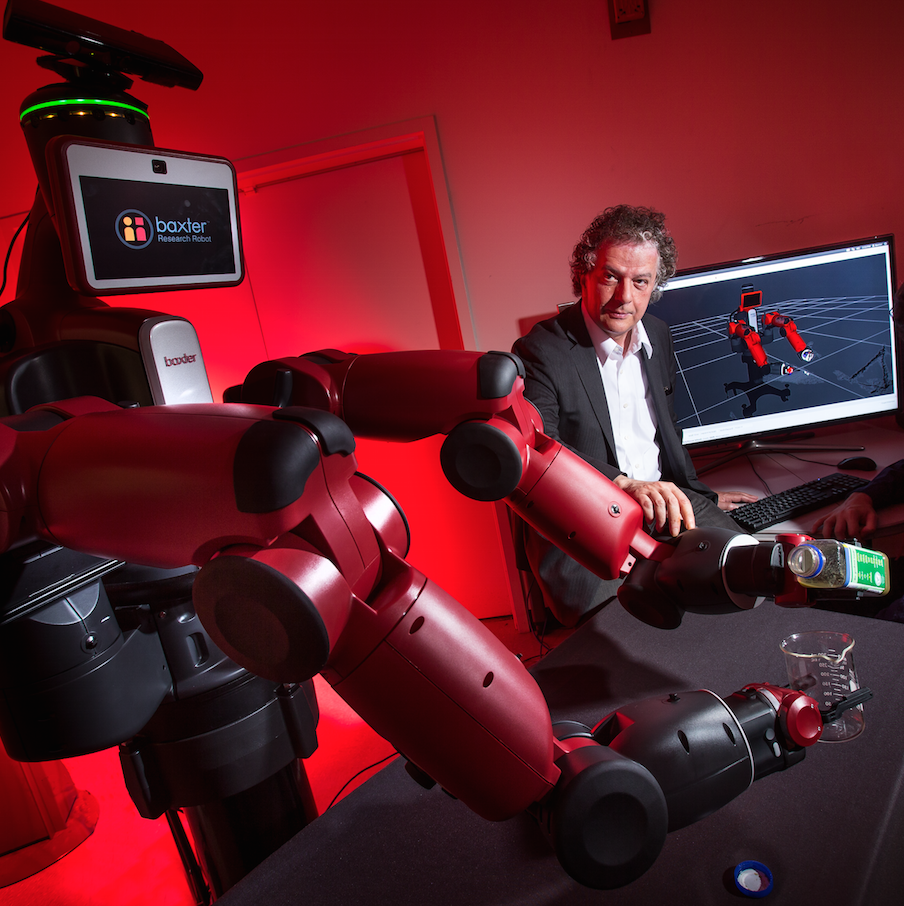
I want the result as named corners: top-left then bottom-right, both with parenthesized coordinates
top-left (218, 601), bottom-right (904, 905)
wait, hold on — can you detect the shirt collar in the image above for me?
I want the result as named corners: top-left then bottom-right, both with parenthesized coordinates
top-left (581, 304), bottom-right (653, 359)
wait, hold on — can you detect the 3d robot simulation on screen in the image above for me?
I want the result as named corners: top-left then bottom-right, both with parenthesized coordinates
top-left (0, 0), bottom-right (878, 897)
top-left (726, 284), bottom-right (814, 417)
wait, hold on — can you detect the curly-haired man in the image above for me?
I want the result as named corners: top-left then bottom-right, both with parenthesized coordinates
top-left (512, 205), bottom-right (754, 625)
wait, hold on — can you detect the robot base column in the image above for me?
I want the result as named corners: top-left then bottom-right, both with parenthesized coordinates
top-left (178, 760), bottom-right (316, 899)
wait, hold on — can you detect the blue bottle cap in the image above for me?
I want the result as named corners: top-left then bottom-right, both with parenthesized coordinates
top-left (733, 860), bottom-right (774, 897)
top-left (794, 543), bottom-right (825, 578)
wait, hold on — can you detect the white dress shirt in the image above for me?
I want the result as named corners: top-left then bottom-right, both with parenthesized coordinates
top-left (582, 308), bottom-right (662, 481)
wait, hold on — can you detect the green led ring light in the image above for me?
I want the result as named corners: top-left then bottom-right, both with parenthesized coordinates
top-left (20, 98), bottom-right (149, 121)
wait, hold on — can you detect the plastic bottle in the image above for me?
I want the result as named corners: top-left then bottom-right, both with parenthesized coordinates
top-left (787, 539), bottom-right (889, 594)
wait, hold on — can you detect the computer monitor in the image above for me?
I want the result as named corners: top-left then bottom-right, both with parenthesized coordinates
top-left (45, 136), bottom-right (244, 295)
top-left (654, 235), bottom-right (899, 450)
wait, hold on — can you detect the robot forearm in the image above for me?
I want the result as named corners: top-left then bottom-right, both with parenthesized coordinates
top-left (535, 679), bottom-right (822, 889)
top-left (618, 526), bottom-right (819, 628)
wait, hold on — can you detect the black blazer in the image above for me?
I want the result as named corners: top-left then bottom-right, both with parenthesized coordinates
top-left (512, 301), bottom-right (716, 501)
top-left (510, 302), bottom-right (727, 625)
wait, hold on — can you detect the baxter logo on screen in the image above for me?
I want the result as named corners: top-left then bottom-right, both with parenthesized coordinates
top-left (116, 209), bottom-right (154, 249)
top-left (155, 214), bottom-right (212, 243)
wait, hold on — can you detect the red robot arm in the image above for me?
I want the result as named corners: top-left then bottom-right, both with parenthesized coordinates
top-left (764, 311), bottom-right (815, 363)
top-left (239, 349), bottom-right (664, 572)
top-left (728, 319), bottom-right (769, 368)
top-left (0, 397), bottom-right (560, 822)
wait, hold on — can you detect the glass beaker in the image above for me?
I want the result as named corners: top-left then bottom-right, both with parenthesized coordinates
top-left (780, 630), bottom-right (864, 742)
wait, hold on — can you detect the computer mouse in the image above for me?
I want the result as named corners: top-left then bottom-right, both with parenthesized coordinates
top-left (837, 456), bottom-right (877, 471)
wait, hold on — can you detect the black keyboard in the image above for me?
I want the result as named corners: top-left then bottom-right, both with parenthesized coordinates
top-left (730, 472), bottom-right (872, 533)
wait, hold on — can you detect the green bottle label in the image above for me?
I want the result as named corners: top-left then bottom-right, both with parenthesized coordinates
top-left (843, 543), bottom-right (889, 594)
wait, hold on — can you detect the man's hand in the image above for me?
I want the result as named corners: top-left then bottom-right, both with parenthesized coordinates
top-left (717, 491), bottom-right (758, 511)
top-left (811, 491), bottom-right (877, 540)
top-left (613, 476), bottom-right (695, 536)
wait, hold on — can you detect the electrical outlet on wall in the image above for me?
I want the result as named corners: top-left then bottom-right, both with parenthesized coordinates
top-left (608, 0), bottom-right (651, 39)
top-left (613, 1), bottom-right (645, 23)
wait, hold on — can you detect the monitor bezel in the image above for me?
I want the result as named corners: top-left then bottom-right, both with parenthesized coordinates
top-left (658, 233), bottom-right (899, 450)
top-left (45, 136), bottom-right (244, 295)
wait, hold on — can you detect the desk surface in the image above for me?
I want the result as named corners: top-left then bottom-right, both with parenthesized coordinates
top-left (218, 602), bottom-right (904, 906)
top-left (692, 416), bottom-right (904, 547)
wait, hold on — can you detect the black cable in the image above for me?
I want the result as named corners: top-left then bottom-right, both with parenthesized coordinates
top-left (327, 750), bottom-right (398, 810)
top-left (0, 211), bottom-right (30, 299)
top-left (782, 451), bottom-right (851, 470)
top-left (755, 450), bottom-right (847, 493)
top-left (744, 454), bottom-right (774, 497)
top-left (527, 580), bottom-right (554, 660)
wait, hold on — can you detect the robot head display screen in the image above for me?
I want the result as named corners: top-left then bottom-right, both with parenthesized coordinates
top-left (6, 0), bottom-right (243, 298)
top-left (47, 137), bottom-right (244, 295)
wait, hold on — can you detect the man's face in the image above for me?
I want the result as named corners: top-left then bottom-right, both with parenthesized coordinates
top-left (581, 241), bottom-right (659, 348)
